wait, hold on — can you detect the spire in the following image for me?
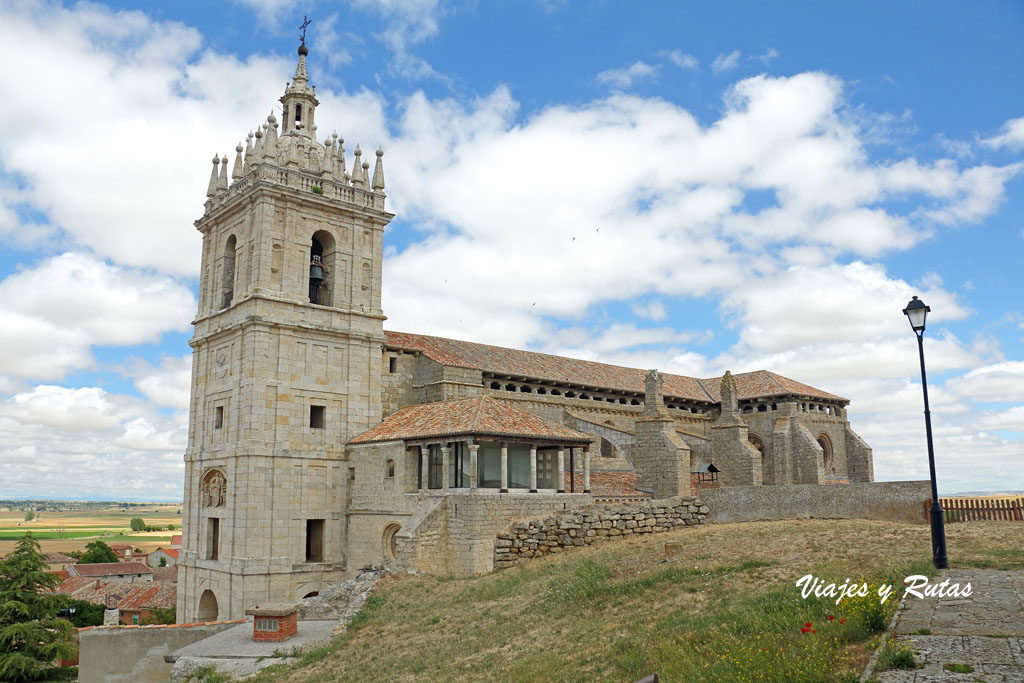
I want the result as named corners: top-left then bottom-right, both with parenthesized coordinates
top-left (206, 155), bottom-right (220, 197)
top-left (232, 143), bottom-right (244, 181)
top-left (263, 112), bottom-right (278, 157)
top-left (334, 133), bottom-right (347, 182)
top-left (254, 126), bottom-right (264, 157)
top-left (218, 154), bottom-right (229, 191)
top-left (244, 131), bottom-right (254, 173)
top-left (351, 146), bottom-right (365, 187)
top-left (372, 147), bottom-right (385, 192)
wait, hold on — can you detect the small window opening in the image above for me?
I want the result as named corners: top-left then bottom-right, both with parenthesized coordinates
top-left (386, 459), bottom-right (395, 478)
top-left (310, 405), bottom-right (325, 429)
top-left (256, 618), bottom-right (279, 631)
top-left (537, 387), bottom-right (547, 394)
top-left (215, 406), bottom-right (224, 429)
top-left (388, 357), bottom-right (397, 373)
top-left (551, 389), bottom-right (561, 396)
top-left (305, 519), bottom-right (324, 562)
top-left (348, 467), bottom-right (355, 481)
top-left (630, 398), bottom-right (640, 405)
top-left (206, 518), bottom-right (220, 560)
top-left (520, 385), bottom-right (532, 393)
top-left (505, 384), bottom-right (515, 392)
top-left (757, 404), bottom-right (768, 413)
top-left (565, 391), bottom-right (576, 398)
top-left (294, 103), bottom-right (302, 124)
top-left (490, 382), bottom-right (500, 389)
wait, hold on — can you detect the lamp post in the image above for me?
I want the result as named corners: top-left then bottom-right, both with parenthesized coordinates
top-left (903, 295), bottom-right (948, 569)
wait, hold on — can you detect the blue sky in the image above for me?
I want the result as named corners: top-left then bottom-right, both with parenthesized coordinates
top-left (0, 0), bottom-right (1022, 500)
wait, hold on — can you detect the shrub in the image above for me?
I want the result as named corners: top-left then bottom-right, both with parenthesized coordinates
top-left (878, 639), bottom-right (916, 670)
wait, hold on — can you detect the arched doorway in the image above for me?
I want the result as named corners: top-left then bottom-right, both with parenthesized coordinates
top-left (198, 589), bottom-right (218, 621)
top-left (817, 435), bottom-right (833, 474)
top-left (748, 434), bottom-right (772, 484)
top-left (382, 523), bottom-right (401, 563)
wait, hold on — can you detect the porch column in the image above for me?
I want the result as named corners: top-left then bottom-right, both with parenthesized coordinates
top-left (419, 445), bottom-right (429, 492)
top-left (557, 447), bottom-right (565, 493)
top-left (500, 441), bottom-right (509, 493)
top-left (441, 444), bottom-right (450, 493)
top-left (583, 445), bottom-right (591, 494)
top-left (529, 445), bottom-right (538, 492)
top-left (468, 442), bottom-right (479, 490)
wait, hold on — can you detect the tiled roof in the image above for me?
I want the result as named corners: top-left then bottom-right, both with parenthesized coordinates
top-left (152, 566), bottom-right (178, 582)
top-left (153, 548), bottom-right (179, 559)
top-left (45, 553), bottom-right (75, 563)
top-left (350, 395), bottom-right (593, 444)
top-left (50, 577), bottom-right (176, 610)
top-left (385, 331), bottom-right (846, 403)
top-left (70, 562), bottom-right (152, 577)
top-left (170, 535), bottom-right (182, 547)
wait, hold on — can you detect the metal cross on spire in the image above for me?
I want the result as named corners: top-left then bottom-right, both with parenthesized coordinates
top-left (299, 16), bottom-right (312, 45)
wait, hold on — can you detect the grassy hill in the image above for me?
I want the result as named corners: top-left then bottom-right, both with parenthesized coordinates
top-left (245, 518), bottom-right (1022, 682)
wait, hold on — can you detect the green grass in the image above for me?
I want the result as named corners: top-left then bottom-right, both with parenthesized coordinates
top-left (256, 519), bottom-right (948, 683)
top-left (0, 530), bottom-right (103, 540)
top-left (944, 662), bottom-right (974, 673)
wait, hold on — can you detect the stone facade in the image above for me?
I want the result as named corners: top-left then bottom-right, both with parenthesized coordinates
top-left (179, 43), bottom-right (876, 621)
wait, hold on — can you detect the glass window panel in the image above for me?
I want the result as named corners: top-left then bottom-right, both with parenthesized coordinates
top-left (478, 441), bottom-right (501, 488)
top-left (508, 443), bottom-right (531, 489)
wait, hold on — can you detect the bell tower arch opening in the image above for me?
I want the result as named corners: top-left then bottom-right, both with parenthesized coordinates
top-left (309, 230), bottom-right (336, 306)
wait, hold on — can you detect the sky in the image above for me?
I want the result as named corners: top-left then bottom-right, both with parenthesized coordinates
top-left (0, 0), bottom-right (1022, 501)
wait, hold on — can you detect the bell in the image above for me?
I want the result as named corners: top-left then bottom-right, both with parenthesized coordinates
top-left (309, 256), bottom-right (324, 283)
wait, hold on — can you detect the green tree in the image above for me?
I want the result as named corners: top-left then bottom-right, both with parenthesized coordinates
top-left (158, 557), bottom-right (168, 568)
top-left (129, 517), bottom-right (146, 532)
top-left (64, 601), bottom-right (104, 628)
top-left (22, 511), bottom-right (34, 522)
top-left (78, 541), bottom-right (117, 564)
top-left (0, 533), bottom-right (76, 681)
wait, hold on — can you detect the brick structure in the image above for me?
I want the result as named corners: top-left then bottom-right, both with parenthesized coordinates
top-left (178, 41), bottom-right (874, 620)
top-left (246, 604), bottom-right (299, 642)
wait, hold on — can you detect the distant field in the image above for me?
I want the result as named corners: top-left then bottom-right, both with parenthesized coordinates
top-left (0, 503), bottom-right (182, 558)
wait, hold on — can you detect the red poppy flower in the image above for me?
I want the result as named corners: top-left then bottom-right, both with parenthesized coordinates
top-left (828, 616), bottom-right (834, 621)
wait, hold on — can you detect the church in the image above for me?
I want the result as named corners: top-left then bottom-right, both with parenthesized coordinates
top-left (177, 43), bottom-right (873, 622)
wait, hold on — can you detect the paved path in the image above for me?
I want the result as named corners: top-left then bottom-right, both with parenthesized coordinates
top-left (874, 570), bottom-right (1024, 682)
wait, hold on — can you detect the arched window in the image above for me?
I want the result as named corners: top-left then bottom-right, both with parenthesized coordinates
top-left (309, 230), bottom-right (337, 306)
top-left (386, 459), bottom-right (395, 478)
top-left (222, 235), bottom-right (236, 309)
top-left (749, 434), bottom-right (772, 484)
top-left (382, 523), bottom-right (401, 562)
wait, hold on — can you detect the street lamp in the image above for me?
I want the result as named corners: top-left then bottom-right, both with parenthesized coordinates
top-left (903, 295), bottom-right (949, 569)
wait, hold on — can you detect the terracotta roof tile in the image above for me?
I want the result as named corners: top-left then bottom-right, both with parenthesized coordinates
top-left (385, 331), bottom-right (845, 403)
top-left (70, 562), bottom-right (152, 577)
top-left (350, 395), bottom-right (593, 444)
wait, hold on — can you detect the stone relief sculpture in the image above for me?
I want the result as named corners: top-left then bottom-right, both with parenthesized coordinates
top-left (202, 470), bottom-right (227, 508)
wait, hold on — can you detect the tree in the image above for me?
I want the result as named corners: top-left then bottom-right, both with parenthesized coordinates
top-left (22, 511), bottom-right (34, 523)
top-left (129, 517), bottom-right (146, 532)
top-left (158, 557), bottom-right (167, 568)
top-left (64, 601), bottom-right (104, 628)
top-left (0, 533), bottom-right (76, 681)
top-left (78, 541), bottom-right (117, 564)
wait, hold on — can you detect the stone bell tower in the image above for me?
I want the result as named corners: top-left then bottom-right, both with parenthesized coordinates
top-left (178, 40), bottom-right (393, 622)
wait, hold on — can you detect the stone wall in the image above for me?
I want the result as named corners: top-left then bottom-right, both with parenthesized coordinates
top-left (78, 620), bottom-right (241, 683)
top-left (700, 480), bottom-right (930, 524)
top-left (494, 497), bottom-right (708, 569)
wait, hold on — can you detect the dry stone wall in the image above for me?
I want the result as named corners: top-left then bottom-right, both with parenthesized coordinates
top-left (494, 497), bottom-right (708, 569)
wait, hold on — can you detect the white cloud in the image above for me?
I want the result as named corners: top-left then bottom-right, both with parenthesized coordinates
top-left (947, 361), bottom-right (1024, 403)
top-left (712, 50), bottom-right (742, 74)
top-left (125, 355), bottom-right (193, 412)
top-left (980, 116), bottom-right (1024, 151)
top-left (349, 0), bottom-right (445, 80)
top-left (659, 50), bottom-right (698, 70)
top-left (597, 61), bottom-right (659, 89)
top-left (313, 13), bottom-right (354, 69)
top-left (0, 252), bottom-right (195, 382)
top-left (757, 48), bottom-right (779, 64)
top-left (0, 385), bottom-right (185, 500)
top-left (631, 301), bottom-right (667, 321)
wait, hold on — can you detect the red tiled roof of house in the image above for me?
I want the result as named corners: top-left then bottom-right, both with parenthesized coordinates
top-left (350, 395), bottom-right (594, 444)
top-left (161, 548), bottom-right (179, 558)
top-left (170, 535), bottom-right (182, 547)
top-left (152, 566), bottom-right (178, 582)
top-left (385, 331), bottom-right (845, 403)
top-left (116, 583), bottom-right (176, 611)
top-left (70, 562), bottom-right (152, 577)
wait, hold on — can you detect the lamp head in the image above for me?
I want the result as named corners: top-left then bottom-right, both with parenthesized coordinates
top-left (903, 295), bottom-right (929, 333)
